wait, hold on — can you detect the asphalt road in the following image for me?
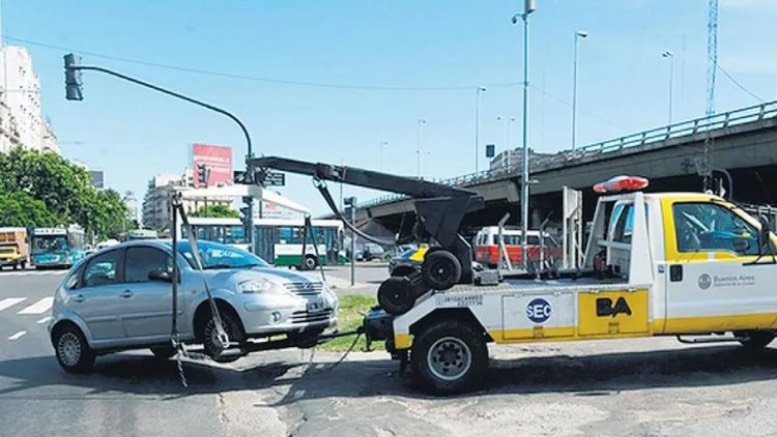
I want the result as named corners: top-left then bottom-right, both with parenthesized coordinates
top-left (5, 265), bottom-right (777, 436)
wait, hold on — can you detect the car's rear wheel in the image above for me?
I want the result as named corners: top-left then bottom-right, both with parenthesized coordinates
top-left (53, 325), bottom-right (95, 374)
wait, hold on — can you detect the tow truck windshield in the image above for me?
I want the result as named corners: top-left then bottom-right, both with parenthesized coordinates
top-left (172, 240), bottom-right (270, 270)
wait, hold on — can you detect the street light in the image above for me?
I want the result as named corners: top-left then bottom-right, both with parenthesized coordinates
top-left (512, 0), bottom-right (536, 270)
top-left (379, 141), bottom-right (388, 171)
top-left (416, 119), bottom-right (426, 178)
top-left (662, 50), bottom-right (675, 126)
top-left (572, 30), bottom-right (588, 152)
top-left (474, 86), bottom-right (486, 173)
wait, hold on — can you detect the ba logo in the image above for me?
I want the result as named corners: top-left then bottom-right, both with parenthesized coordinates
top-left (698, 274), bottom-right (712, 290)
top-left (596, 297), bottom-right (632, 318)
top-left (526, 298), bottom-right (552, 323)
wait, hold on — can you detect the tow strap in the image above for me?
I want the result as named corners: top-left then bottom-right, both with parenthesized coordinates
top-left (169, 192), bottom-right (230, 387)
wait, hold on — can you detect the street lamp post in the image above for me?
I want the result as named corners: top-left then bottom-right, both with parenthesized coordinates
top-left (513, 0), bottom-right (536, 270)
top-left (572, 30), bottom-right (588, 152)
top-left (475, 86), bottom-right (486, 173)
top-left (662, 50), bottom-right (675, 126)
top-left (379, 141), bottom-right (388, 171)
top-left (416, 119), bottom-right (426, 178)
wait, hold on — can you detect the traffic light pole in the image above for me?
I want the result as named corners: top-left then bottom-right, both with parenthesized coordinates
top-left (64, 61), bottom-right (255, 250)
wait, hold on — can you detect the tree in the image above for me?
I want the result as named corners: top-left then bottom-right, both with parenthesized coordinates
top-left (0, 191), bottom-right (59, 227)
top-left (0, 147), bottom-right (129, 241)
top-left (190, 203), bottom-right (239, 218)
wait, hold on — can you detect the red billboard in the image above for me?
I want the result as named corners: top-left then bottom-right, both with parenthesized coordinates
top-left (192, 143), bottom-right (233, 188)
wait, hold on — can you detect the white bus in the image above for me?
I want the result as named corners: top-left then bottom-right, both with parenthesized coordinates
top-left (254, 218), bottom-right (346, 269)
top-left (179, 217), bottom-right (249, 251)
top-left (178, 217), bottom-right (346, 269)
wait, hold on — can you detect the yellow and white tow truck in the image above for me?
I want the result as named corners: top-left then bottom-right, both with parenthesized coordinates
top-left (364, 188), bottom-right (777, 394)
top-left (248, 157), bottom-right (777, 395)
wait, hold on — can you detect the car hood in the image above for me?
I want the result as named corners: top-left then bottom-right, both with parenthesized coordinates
top-left (197, 267), bottom-right (322, 287)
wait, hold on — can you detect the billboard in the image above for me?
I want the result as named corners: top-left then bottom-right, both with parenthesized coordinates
top-left (192, 143), bottom-right (232, 188)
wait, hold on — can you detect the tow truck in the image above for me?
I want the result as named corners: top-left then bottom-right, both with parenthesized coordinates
top-left (249, 157), bottom-right (777, 394)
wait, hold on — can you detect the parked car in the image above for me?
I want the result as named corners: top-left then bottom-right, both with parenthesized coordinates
top-left (48, 239), bottom-right (339, 373)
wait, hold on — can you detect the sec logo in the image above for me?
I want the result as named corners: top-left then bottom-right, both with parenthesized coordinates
top-left (526, 298), bottom-right (552, 323)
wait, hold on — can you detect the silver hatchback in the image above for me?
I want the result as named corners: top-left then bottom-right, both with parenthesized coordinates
top-left (48, 239), bottom-right (339, 373)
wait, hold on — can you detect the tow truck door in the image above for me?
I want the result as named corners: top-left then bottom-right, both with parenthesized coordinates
top-left (662, 199), bottom-right (777, 333)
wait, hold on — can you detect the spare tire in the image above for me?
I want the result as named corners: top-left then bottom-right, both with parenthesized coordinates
top-left (421, 250), bottom-right (461, 291)
top-left (378, 276), bottom-right (418, 315)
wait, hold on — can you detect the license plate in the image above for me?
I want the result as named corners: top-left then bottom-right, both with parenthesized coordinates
top-left (306, 298), bottom-right (324, 312)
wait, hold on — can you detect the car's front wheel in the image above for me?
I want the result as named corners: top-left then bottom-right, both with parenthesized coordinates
top-left (201, 306), bottom-right (246, 363)
top-left (53, 324), bottom-right (95, 373)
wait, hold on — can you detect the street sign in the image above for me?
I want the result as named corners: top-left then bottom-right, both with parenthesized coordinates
top-left (262, 171), bottom-right (286, 187)
top-left (233, 170), bottom-right (253, 185)
top-left (486, 144), bottom-right (495, 158)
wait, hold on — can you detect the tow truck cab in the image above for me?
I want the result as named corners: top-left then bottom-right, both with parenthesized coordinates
top-left (365, 191), bottom-right (777, 393)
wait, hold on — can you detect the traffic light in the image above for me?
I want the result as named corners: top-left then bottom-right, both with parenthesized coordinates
top-left (64, 53), bottom-right (83, 101)
top-left (196, 163), bottom-right (209, 186)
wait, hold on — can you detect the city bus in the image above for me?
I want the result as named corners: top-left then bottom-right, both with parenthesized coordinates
top-left (254, 218), bottom-right (347, 269)
top-left (179, 217), bottom-right (249, 251)
top-left (29, 225), bottom-right (87, 269)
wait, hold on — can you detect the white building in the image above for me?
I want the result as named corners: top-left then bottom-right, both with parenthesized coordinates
top-left (0, 46), bottom-right (59, 154)
top-left (142, 170), bottom-right (233, 230)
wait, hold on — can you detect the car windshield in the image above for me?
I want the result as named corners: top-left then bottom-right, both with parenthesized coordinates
top-left (173, 240), bottom-right (270, 269)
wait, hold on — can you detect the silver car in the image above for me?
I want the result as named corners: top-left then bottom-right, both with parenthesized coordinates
top-left (48, 239), bottom-right (339, 373)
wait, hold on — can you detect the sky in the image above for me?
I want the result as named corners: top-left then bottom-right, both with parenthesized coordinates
top-left (5, 0), bottom-right (777, 216)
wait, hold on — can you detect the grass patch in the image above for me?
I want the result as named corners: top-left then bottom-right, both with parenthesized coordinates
top-left (319, 294), bottom-right (385, 352)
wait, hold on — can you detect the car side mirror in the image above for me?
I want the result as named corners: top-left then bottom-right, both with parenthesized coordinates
top-left (732, 236), bottom-right (750, 253)
top-left (148, 270), bottom-right (173, 283)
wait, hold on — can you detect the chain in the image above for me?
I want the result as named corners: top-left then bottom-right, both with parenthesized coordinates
top-left (172, 337), bottom-right (189, 388)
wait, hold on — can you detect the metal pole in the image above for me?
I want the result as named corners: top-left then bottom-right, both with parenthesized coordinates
top-left (69, 64), bottom-right (255, 254)
top-left (416, 119), bottom-right (426, 178)
top-left (350, 205), bottom-right (355, 286)
top-left (475, 87), bottom-right (485, 172)
top-left (662, 51), bottom-right (675, 126)
top-left (572, 32), bottom-right (587, 152)
top-left (520, 12), bottom-right (531, 270)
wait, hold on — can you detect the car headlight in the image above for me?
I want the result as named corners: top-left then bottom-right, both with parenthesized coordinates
top-left (237, 279), bottom-right (274, 294)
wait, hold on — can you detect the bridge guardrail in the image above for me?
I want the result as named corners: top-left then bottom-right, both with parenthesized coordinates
top-left (360, 100), bottom-right (777, 209)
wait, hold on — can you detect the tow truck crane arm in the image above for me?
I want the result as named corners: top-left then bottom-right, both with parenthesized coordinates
top-left (249, 156), bottom-right (487, 301)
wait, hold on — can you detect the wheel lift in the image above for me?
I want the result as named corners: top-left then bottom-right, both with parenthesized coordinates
top-left (248, 156), bottom-right (500, 315)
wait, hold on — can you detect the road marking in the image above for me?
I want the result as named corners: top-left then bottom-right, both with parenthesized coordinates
top-left (18, 297), bottom-right (54, 315)
top-left (0, 298), bottom-right (26, 312)
top-left (8, 330), bottom-right (26, 341)
top-left (37, 316), bottom-right (52, 324)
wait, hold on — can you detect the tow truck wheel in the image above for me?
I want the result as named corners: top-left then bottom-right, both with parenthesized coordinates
top-left (737, 330), bottom-right (775, 349)
top-left (411, 319), bottom-right (488, 394)
top-left (421, 250), bottom-right (462, 291)
top-left (378, 277), bottom-right (417, 315)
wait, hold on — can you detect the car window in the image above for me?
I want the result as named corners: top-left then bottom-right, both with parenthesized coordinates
top-left (124, 246), bottom-right (172, 283)
top-left (174, 240), bottom-right (270, 269)
top-left (83, 250), bottom-right (121, 287)
top-left (673, 202), bottom-right (759, 255)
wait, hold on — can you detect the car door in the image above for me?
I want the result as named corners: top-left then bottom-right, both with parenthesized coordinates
top-left (120, 245), bottom-right (179, 341)
top-left (663, 199), bottom-right (777, 333)
top-left (73, 248), bottom-right (126, 342)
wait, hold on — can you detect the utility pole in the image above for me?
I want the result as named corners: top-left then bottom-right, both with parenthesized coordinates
top-left (513, 0), bottom-right (536, 270)
top-left (572, 30), bottom-right (588, 152)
